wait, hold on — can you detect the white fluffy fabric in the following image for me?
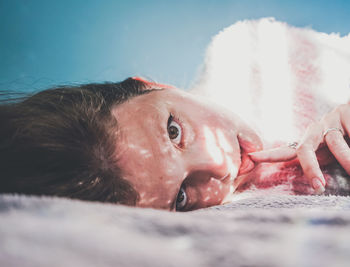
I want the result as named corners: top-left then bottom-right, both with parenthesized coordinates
top-left (192, 17), bottom-right (350, 146)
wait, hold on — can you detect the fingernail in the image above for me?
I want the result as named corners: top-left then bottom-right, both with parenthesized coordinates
top-left (312, 178), bottom-right (325, 194)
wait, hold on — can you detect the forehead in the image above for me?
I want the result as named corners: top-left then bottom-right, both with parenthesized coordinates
top-left (111, 90), bottom-right (184, 209)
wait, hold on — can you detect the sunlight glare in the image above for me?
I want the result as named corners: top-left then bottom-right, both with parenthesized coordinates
top-left (216, 129), bottom-right (233, 153)
top-left (203, 126), bottom-right (224, 165)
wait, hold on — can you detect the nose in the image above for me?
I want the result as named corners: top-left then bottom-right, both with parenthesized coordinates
top-left (184, 126), bottom-right (236, 181)
top-left (185, 153), bottom-right (229, 181)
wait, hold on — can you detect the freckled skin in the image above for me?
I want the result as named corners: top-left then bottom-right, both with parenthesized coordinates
top-left (112, 88), bottom-right (262, 211)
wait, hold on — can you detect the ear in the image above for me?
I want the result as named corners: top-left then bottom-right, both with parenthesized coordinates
top-left (132, 77), bottom-right (174, 90)
top-left (237, 125), bottom-right (263, 175)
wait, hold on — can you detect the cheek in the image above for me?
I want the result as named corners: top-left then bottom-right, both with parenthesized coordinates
top-left (187, 179), bottom-right (232, 209)
top-left (205, 180), bottom-right (232, 202)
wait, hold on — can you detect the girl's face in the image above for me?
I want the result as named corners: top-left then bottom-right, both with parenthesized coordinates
top-left (112, 88), bottom-right (262, 211)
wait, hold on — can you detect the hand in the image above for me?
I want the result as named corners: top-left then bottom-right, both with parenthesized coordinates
top-left (248, 104), bottom-right (350, 194)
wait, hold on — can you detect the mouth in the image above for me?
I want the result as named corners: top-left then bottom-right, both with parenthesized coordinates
top-left (231, 153), bottom-right (257, 191)
top-left (238, 152), bottom-right (255, 175)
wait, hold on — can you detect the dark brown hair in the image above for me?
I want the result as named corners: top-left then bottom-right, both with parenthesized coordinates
top-left (0, 78), bottom-right (152, 205)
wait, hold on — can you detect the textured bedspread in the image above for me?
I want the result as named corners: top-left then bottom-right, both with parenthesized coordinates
top-left (1, 193), bottom-right (350, 267)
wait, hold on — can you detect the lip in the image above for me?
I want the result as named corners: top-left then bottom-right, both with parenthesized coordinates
top-left (238, 153), bottom-right (255, 175)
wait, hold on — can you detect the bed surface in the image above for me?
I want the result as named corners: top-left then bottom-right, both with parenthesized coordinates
top-left (1, 193), bottom-right (350, 267)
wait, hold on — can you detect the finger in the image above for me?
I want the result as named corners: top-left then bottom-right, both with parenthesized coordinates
top-left (325, 129), bottom-right (350, 174)
top-left (297, 145), bottom-right (326, 193)
top-left (341, 107), bottom-right (350, 137)
top-left (296, 123), bottom-right (326, 192)
top-left (249, 146), bottom-right (297, 162)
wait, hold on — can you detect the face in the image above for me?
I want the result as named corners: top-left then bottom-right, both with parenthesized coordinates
top-left (112, 88), bottom-right (262, 211)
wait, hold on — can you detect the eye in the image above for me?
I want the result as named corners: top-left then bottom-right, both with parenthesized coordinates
top-left (167, 114), bottom-right (182, 146)
top-left (176, 187), bottom-right (187, 211)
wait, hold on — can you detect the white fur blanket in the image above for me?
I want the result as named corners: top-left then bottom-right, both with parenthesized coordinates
top-left (192, 17), bottom-right (350, 146)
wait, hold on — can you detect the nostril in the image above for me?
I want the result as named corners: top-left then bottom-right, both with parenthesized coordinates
top-left (220, 173), bottom-right (234, 184)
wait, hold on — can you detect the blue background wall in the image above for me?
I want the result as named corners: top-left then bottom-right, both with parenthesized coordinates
top-left (1, 0), bottom-right (350, 92)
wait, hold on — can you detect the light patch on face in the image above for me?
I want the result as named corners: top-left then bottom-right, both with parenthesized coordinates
top-left (134, 172), bottom-right (148, 180)
top-left (165, 165), bottom-right (177, 175)
top-left (221, 185), bottom-right (235, 204)
top-left (225, 154), bottom-right (239, 180)
top-left (160, 145), bottom-right (171, 154)
top-left (204, 196), bottom-right (211, 202)
top-left (165, 180), bottom-right (177, 185)
top-left (127, 143), bottom-right (138, 149)
top-left (127, 142), bottom-right (157, 156)
top-left (139, 196), bottom-right (159, 205)
top-left (216, 129), bottom-right (233, 153)
top-left (139, 149), bottom-right (150, 154)
top-left (203, 126), bottom-right (223, 165)
top-left (139, 149), bottom-right (152, 159)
